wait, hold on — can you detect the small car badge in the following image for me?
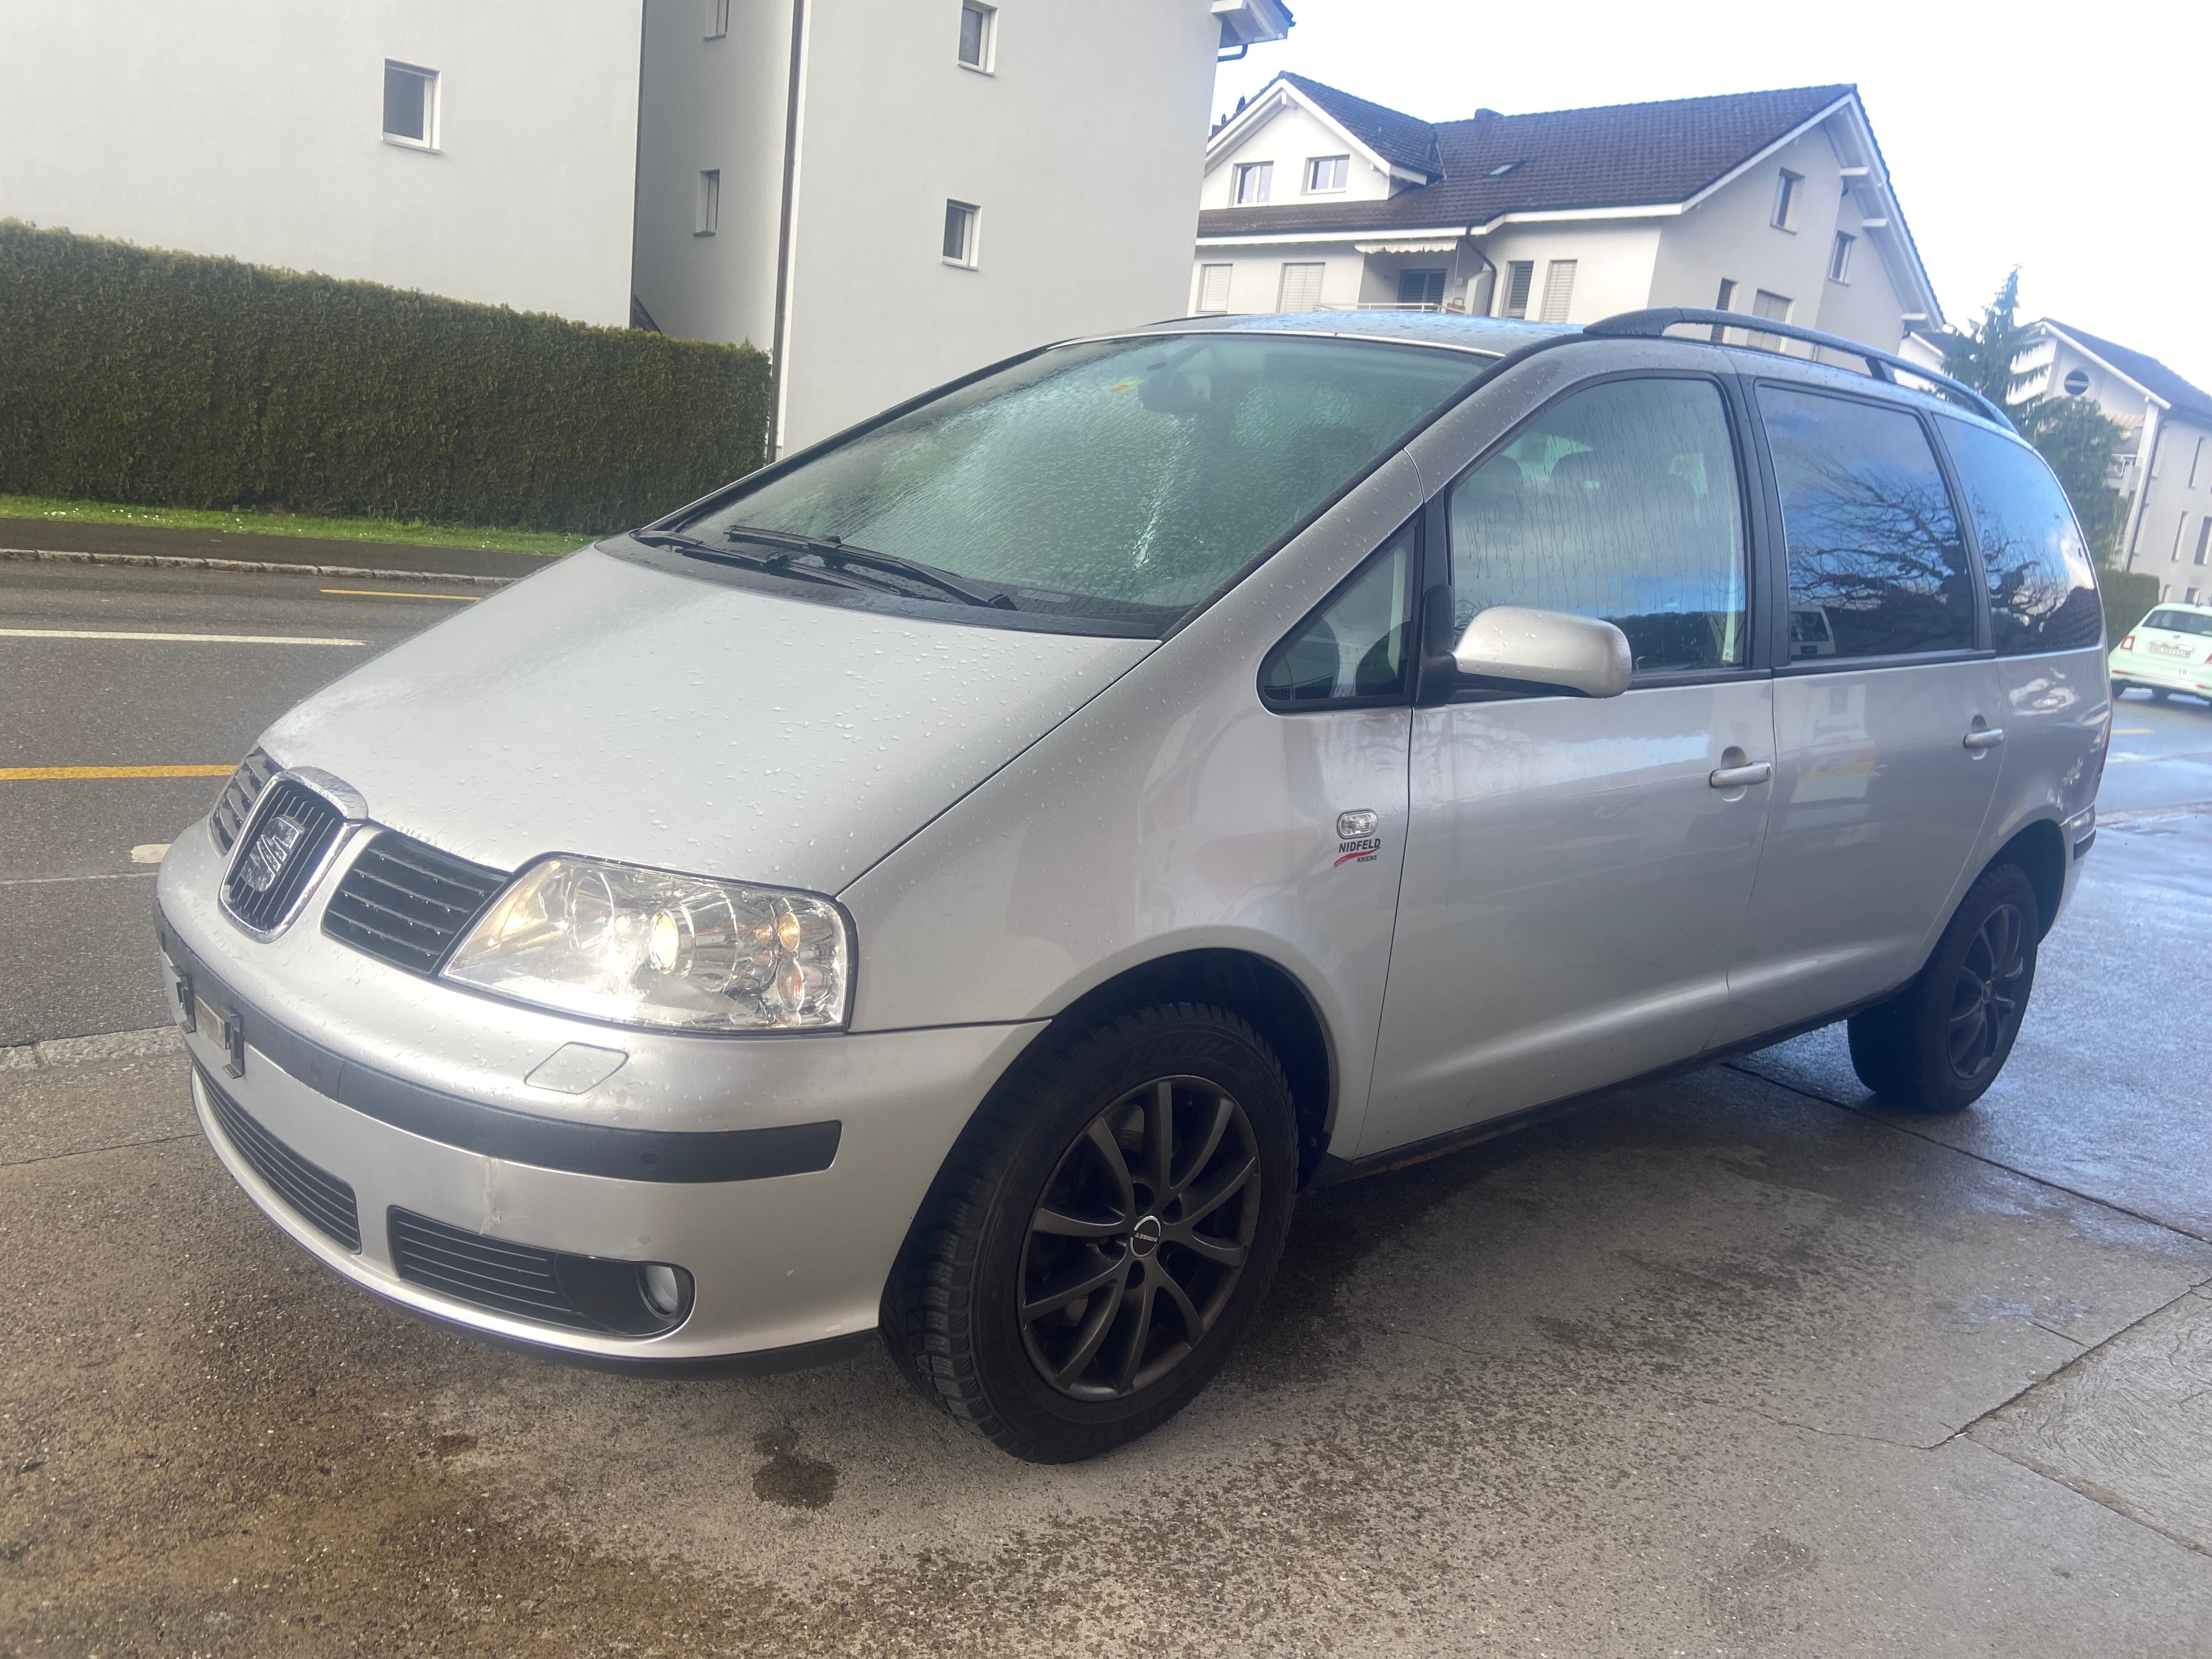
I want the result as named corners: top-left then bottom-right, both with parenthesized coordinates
top-left (1334, 809), bottom-right (1383, 867)
top-left (239, 813), bottom-right (307, 893)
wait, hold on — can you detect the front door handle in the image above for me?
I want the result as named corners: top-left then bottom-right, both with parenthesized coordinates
top-left (1709, 760), bottom-right (1773, 789)
top-left (1962, 727), bottom-right (2005, 751)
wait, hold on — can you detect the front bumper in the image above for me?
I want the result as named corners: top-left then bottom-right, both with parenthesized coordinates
top-left (159, 821), bottom-right (1042, 1365)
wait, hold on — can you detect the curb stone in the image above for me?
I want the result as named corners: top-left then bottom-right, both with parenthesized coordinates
top-left (1, 545), bottom-right (517, 588)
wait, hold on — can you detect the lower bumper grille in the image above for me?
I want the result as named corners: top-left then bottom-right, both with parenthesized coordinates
top-left (387, 1208), bottom-right (691, 1337)
top-left (199, 1067), bottom-right (362, 1251)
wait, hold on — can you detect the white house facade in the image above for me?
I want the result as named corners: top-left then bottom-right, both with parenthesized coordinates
top-left (1, 0), bottom-right (1293, 453)
top-left (2012, 321), bottom-right (2212, 596)
top-left (1192, 75), bottom-right (1942, 356)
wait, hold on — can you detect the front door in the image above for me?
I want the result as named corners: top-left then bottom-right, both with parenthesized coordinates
top-left (1715, 383), bottom-right (2005, 1042)
top-left (1361, 374), bottom-right (1774, 1156)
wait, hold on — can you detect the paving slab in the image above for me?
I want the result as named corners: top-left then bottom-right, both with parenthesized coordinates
top-left (4, 1046), bottom-right (2209, 1657)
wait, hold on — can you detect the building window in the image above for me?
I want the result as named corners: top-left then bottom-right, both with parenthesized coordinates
top-left (1277, 261), bottom-right (1324, 312)
top-left (2192, 437), bottom-right (2209, 489)
top-left (1749, 289), bottom-right (1793, 350)
top-left (1501, 259), bottom-right (1534, 318)
top-left (705, 0), bottom-right (730, 39)
top-left (1235, 162), bottom-right (1273, 206)
top-left (2196, 517), bottom-right (2211, 565)
top-left (957, 3), bottom-right (995, 70)
top-left (1539, 259), bottom-right (1577, 323)
top-left (1306, 155), bottom-right (1348, 194)
top-left (943, 200), bottom-right (979, 266)
top-left (2175, 515), bottom-right (2191, 562)
top-left (1828, 231), bottom-right (1855, 283)
top-left (1772, 169), bottom-right (1802, 229)
top-left (1195, 263), bottom-right (1232, 314)
top-left (2063, 368), bottom-right (2091, 396)
top-left (382, 61), bottom-right (438, 149)
top-left (1399, 269), bottom-right (1445, 309)
top-left (2191, 587), bottom-right (2203, 603)
top-left (1709, 278), bottom-right (1737, 342)
top-left (695, 170), bottom-right (720, 236)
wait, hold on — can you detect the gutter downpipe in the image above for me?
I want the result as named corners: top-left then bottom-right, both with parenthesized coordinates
top-left (768, 0), bottom-right (811, 460)
top-left (2119, 401), bottom-right (2161, 572)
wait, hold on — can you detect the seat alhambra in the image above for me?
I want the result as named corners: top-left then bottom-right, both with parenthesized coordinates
top-left (157, 308), bottom-right (2109, 1462)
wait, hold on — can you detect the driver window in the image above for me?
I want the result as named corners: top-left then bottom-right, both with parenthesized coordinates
top-left (1447, 377), bottom-right (1749, 673)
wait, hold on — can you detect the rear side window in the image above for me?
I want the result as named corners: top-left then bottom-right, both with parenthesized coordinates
top-left (1446, 377), bottom-right (1749, 674)
top-left (1939, 417), bottom-right (2101, 654)
top-left (1260, 520), bottom-right (1415, 707)
top-left (2141, 607), bottom-right (2212, 637)
top-left (1760, 386), bottom-right (1975, 659)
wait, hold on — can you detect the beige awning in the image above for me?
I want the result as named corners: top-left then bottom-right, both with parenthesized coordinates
top-left (1352, 239), bottom-right (1462, 255)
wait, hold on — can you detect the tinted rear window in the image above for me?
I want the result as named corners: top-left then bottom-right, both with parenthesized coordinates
top-left (2142, 608), bottom-right (2212, 637)
top-left (685, 335), bottom-right (1481, 630)
top-left (1760, 386), bottom-right (1976, 659)
top-left (1939, 417), bottom-right (2101, 653)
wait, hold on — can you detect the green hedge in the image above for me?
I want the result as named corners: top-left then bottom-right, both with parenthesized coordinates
top-left (0, 222), bottom-right (770, 534)
top-left (2101, 571), bottom-right (2161, 646)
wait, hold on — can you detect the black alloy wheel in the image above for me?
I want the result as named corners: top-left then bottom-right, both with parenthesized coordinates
top-left (1019, 1075), bottom-right (1261, 1400)
top-left (1847, 862), bottom-right (2041, 1115)
top-left (881, 1002), bottom-right (1297, 1463)
top-left (1944, 900), bottom-right (2029, 1086)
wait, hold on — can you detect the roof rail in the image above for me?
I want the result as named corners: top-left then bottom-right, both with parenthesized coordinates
top-left (1583, 307), bottom-right (2012, 429)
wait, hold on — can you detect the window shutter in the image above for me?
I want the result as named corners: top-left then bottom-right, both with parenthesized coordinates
top-left (1503, 261), bottom-right (1534, 317)
top-left (1197, 264), bottom-right (1233, 313)
top-left (1277, 262), bottom-right (1325, 312)
top-left (1539, 259), bottom-right (1577, 323)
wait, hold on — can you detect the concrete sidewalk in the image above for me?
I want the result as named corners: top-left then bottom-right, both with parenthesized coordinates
top-left (0, 516), bottom-right (575, 583)
top-left (2, 827), bottom-right (2208, 1655)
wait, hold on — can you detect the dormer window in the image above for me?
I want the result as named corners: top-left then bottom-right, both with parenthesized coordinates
top-left (1235, 161), bottom-right (1273, 205)
top-left (1771, 168), bottom-right (1802, 230)
top-left (1306, 155), bottom-right (1348, 194)
top-left (1487, 160), bottom-right (1523, 178)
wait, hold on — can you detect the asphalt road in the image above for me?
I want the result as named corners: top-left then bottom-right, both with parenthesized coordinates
top-left (0, 563), bottom-right (468, 1045)
top-left (3, 562), bottom-right (2210, 1655)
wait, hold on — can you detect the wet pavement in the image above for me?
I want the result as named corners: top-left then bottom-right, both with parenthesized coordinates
top-left (4, 818), bottom-right (2209, 1655)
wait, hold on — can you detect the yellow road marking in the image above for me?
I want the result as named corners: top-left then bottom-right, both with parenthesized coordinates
top-left (320, 588), bottom-right (478, 601)
top-left (0, 764), bottom-right (236, 781)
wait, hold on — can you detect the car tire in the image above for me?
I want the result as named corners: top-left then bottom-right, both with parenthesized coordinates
top-left (2150, 687), bottom-right (2171, 702)
top-left (2110, 679), bottom-right (2130, 699)
top-left (882, 1002), bottom-right (1297, 1463)
top-left (1846, 863), bottom-right (2040, 1115)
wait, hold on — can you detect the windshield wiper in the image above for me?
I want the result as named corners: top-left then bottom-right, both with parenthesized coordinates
top-left (629, 527), bottom-right (869, 591)
top-left (720, 526), bottom-right (1018, 610)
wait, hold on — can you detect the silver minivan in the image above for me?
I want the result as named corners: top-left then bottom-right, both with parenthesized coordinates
top-left (156, 308), bottom-right (2110, 1461)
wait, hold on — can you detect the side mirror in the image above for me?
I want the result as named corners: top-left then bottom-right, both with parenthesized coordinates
top-left (1452, 606), bottom-right (1633, 698)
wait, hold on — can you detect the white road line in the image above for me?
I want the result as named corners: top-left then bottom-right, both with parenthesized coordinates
top-left (0, 628), bottom-right (368, 645)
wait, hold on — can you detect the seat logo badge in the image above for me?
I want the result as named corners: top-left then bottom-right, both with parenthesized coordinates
top-left (1334, 809), bottom-right (1383, 867)
top-left (239, 814), bottom-right (307, 893)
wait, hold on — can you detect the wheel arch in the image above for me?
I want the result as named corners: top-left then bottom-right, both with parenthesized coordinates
top-left (1039, 949), bottom-right (1338, 1186)
top-left (1988, 815), bottom-right (2066, 939)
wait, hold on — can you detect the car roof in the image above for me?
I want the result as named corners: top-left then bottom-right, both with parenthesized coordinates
top-left (2144, 601), bottom-right (2212, 617)
top-left (1136, 311), bottom-right (1573, 355)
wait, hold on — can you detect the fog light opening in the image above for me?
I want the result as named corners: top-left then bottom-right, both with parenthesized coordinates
top-left (640, 1262), bottom-right (690, 1319)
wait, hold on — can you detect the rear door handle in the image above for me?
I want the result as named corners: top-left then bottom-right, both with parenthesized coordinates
top-left (1962, 727), bottom-right (2005, 751)
top-left (1709, 761), bottom-right (1773, 788)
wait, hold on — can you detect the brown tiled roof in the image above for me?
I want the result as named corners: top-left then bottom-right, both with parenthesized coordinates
top-left (2045, 320), bottom-right (2212, 424)
top-left (1202, 77), bottom-right (1855, 237)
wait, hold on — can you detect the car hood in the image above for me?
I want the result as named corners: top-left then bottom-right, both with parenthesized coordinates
top-left (260, 546), bottom-right (1154, 893)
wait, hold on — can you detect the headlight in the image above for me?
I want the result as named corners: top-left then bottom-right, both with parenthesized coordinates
top-left (443, 857), bottom-right (850, 1031)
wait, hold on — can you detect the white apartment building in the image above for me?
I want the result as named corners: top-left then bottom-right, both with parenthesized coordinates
top-left (2008, 321), bottom-right (2212, 597)
top-left (1, 0), bottom-right (1293, 453)
top-left (1191, 75), bottom-right (1942, 354)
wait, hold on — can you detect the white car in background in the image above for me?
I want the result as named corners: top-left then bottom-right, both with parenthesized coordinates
top-left (2111, 602), bottom-right (2212, 704)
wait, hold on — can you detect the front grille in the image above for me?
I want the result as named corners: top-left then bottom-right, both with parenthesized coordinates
top-left (200, 1068), bottom-right (362, 1251)
top-left (209, 748), bottom-right (279, 853)
top-left (322, 832), bottom-right (507, 973)
top-left (221, 778), bottom-right (347, 934)
top-left (388, 1209), bottom-right (689, 1336)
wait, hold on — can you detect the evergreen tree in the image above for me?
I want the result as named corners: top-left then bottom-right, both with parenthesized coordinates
top-left (1947, 270), bottom-right (2130, 564)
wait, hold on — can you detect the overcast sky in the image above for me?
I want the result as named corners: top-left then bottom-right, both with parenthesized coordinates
top-left (1214, 1), bottom-right (2212, 391)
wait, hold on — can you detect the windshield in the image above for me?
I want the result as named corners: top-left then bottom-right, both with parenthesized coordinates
top-left (2142, 608), bottom-right (2212, 637)
top-left (681, 335), bottom-right (1485, 629)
